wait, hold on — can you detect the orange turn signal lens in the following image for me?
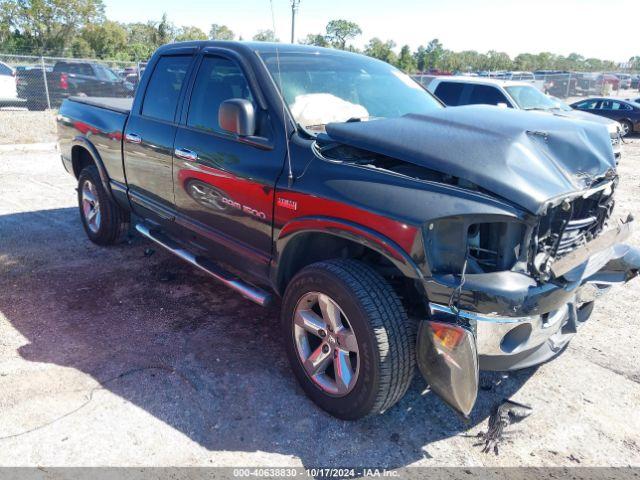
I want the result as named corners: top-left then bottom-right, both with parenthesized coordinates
top-left (431, 323), bottom-right (465, 349)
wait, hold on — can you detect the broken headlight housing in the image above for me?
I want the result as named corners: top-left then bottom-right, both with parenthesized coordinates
top-left (423, 216), bottom-right (529, 275)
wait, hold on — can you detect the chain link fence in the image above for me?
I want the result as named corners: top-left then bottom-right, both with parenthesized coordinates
top-left (0, 54), bottom-right (145, 111)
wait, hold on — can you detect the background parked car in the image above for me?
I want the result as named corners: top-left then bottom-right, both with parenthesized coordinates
top-left (576, 73), bottom-right (620, 95)
top-left (15, 65), bottom-right (49, 110)
top-left (423, 76), bottom-right (623, 159)
top-left (0, 60), bottom-right (18, 102)
top-left (631, 74), bottom-right (640, 89)
top-left (16, 60), bottom-right (132, 110)
top-left (615, 73), bottom-right (632, 89)
top-left (570, 97), bottom-right (640, 136)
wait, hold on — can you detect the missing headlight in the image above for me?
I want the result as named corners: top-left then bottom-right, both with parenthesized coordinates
top-left (466, 222), bottom-right (526, 273)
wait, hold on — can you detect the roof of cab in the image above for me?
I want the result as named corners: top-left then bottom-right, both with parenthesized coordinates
top-left (155, 40), bottom-right (358, 58)
top-left (430, 75), bottom-right (535, 88)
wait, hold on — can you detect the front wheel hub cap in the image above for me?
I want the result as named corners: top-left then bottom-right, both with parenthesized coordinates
top-left (293, 292), bottom-right (360, 396)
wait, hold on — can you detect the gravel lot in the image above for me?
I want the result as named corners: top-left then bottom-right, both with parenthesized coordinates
top-left (0, 136), bottom-right (639, 468)
top-left (0, 110), bottom-right (57, 145)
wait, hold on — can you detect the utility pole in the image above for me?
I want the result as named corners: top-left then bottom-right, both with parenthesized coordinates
top-left (291, 0), bottom-right (300, 43)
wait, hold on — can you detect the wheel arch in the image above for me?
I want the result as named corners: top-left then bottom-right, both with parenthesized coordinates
top-left (70, 137), bottom-right (115, 204)
top-left (272, 217), bottom-right (427, 315)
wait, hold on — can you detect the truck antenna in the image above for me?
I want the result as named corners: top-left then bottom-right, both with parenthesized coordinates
top-left (270, 0), bottom-right (295, 188)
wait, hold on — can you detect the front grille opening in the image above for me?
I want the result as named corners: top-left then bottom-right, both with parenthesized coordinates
top-left (533, 182), bottom-right (616, 280)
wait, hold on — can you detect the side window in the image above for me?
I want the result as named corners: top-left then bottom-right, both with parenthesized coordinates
top-left (466, 85), bottom-right (509, 106)
top-left (141, 55), bottom-right (191, 122)
top-left (0, 63), bottom-right (12, 75)
top-left (599, 100), bottom-right (612, 110)
top-left (576, 100), bottom-right (598, 110)
top-left (187, 56), bottom-right (254, 133)
top-left (434, 82), bottom-right (465, 106)
top-left (77, 64), bottom-right (93, 76)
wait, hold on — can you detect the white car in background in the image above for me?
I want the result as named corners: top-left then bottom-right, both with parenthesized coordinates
top-left (0, 61), bottom-right (18, 101)
top-left (421, 75), bottom-right (623, 160)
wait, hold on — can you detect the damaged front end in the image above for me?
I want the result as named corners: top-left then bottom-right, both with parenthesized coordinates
top-left (318, 107), bottom-right (640, 417)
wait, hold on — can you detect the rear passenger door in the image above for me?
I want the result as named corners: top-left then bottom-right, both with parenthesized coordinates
top-left (124, 53), bottom-right (194, 219)
top-left (172, 51), bottom-right (283, 279)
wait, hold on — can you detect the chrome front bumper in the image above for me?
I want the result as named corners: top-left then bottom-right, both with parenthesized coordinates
top-left (426, 243), bottom-right (640, 371)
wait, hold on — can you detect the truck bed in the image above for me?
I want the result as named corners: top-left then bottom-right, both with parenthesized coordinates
top-left (68, 96), bottom-right (133, 114)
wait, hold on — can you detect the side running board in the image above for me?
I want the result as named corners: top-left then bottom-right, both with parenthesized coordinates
top-left (135, 223), bottom-right (272, 307)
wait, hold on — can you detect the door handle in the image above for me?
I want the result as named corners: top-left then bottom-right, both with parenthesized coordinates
top-left (125, 133), bottom-right (142, 144)
top-left (174, 147), bottom-right (198, 162)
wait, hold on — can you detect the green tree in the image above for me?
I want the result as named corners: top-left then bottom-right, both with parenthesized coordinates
top-left (485, 50), bottom-right (513, 71)
top-left (424, 38), bottom-right (444, 70)
top-left (397, 45), bottom-right (416, 72)
top-left (414, 45), bottom-right (426, 71)
top-left (70, 36), bottom-right (93, 57)
top-left (364, 37), bottom-right (397, 65)
top-left (209, 24), bottom-right (234, 40)
top-left (124, 22), bottom-right (158, 60)
top-left (252, 29), bottom-right (278, 42)
top-left (0, 0), bottom-right (105, 54)
top-left (156, 13), bottom-right (175, 45)
top-left (325, 19), bottom-right (361, 49)
top-left (302, 33), bottom-right (329, 47)
top-left (175, 25), bottom-right (207, 41)
top-left (80, 20), bottom-right (127, 58)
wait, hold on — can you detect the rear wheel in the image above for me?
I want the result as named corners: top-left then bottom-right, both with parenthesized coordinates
top-left (281, 259), bottom-right (415, 420)
top-left (77, 165), bottom-right (129, 245)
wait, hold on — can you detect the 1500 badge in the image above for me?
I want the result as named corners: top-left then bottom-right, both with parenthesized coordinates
top-left (186, 180), bottom-right (267, 220)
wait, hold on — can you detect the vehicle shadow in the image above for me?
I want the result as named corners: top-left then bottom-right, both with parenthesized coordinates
top-left (0, 207), bottom-right (537, 467)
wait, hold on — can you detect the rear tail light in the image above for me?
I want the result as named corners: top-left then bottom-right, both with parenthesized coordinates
top-left (59, 73), bottom-right (68, 90)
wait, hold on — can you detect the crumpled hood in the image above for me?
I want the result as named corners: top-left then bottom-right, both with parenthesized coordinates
top-left (324, 106), bottom-right (616, 214)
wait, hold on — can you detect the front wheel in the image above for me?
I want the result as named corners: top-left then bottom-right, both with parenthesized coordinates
top-left (281, 259), bottom-right (416, 420)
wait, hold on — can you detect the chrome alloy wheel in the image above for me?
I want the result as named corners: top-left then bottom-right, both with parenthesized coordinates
top-left (81, 180), bottom-right (101, 233)
top-left (293, 292), bottom-right (360, 396)
top-left (620, 122), bottom-right (630, 137)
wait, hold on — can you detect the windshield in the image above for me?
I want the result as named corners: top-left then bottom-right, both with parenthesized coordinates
top-left (259, 51), bottom-right (441, 133)
top-left (95, 65), bottom-right (120, 82)
top-left (505, 85), bottom-right (563, 111)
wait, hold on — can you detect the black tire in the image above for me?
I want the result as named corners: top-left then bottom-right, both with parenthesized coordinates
top-left (77, 165), bottom-right (129, 245)
top-left (620, 120), bottom-right (633, 137)
top-left (281, 259), bottom-right (415, 420)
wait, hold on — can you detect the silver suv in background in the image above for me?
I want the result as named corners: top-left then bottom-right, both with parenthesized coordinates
top-left (421, 76), bottom-right (623, 160)
top-left (0, 61), bottom-right (18, 102)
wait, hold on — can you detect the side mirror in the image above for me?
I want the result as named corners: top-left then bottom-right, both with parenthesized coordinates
top-left (219, 99), bottom-right (256, 137)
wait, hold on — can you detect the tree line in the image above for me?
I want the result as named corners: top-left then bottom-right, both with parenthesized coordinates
top-left (1, 0), bottom-right (638, 72)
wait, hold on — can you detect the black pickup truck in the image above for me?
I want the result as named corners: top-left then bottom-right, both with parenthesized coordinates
top-left (57, 41), bottom-right (640, 420)
top-left (18, 61), bottom-right (132, 110)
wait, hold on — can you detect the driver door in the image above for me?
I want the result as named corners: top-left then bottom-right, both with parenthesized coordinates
top-left (172, 52), bottom-right (283, 280)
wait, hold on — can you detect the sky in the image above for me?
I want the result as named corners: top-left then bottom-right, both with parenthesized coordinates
top-left (103, 0), bottom-right (639, 63)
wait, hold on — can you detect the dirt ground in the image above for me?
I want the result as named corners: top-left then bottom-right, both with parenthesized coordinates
top-left (0, 110), bottom-right (57, 145)
top-left (0, 136), bottom-right (639, 468)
